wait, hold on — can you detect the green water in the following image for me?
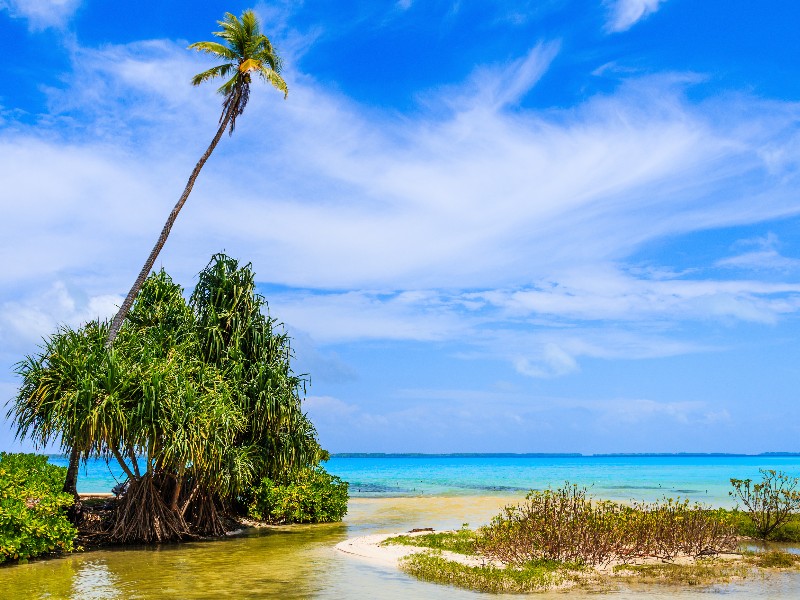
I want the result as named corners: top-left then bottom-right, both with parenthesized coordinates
top-left (2, 497), bottom-right (799, 599)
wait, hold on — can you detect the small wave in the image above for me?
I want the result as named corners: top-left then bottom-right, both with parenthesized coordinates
top-left (445, 482), bottom-right (530, 492)
top-left (601, 485), bottom-right (665, 490)
top-left (350, 483), bottom-right (414, 493)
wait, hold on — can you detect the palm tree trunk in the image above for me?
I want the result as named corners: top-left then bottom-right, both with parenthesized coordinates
top-left (105, 92), bottom-right (240, 348)
top-left (63, 445), bottom-right (81, 499)
top-left (63, 446), bottom-right (83, 525)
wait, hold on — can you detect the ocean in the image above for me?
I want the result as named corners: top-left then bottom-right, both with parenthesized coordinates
top-left (54, 453), bottom-right (800, 507)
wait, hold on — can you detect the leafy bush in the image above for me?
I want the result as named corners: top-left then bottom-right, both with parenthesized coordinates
top-left (0, 453), bottom-right (77, 563)
top-left (725, 508), bottom-right (800, 542)
top-left (248, 467), bottom-right (348, 524)
top-left (730, 469), bottom-right (800, 539)
top-left (476, 484), bottom-right (737, 566)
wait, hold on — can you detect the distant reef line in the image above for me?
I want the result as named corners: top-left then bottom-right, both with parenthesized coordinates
top-left (38, 451), bottom-right (800, 459)
top-left (328, 452), bottom-right (800, 458)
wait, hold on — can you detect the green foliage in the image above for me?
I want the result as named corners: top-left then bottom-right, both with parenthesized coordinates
top-left (730, 469), bottom-right (800, 539)
top-left (248, 467), bottom-right (348, 524)
top-left (11, 254), bottom-right (333, 542)
top-left (383, 528), bottom-right (479, 555)
top-left (400, 552), bottom-right (577, 594)
top-left (191, 254), bottom-right (326, 492)
top-left (724, 508), bottom-right (800, 542)
top-left (189, 10), bottom-right (287, 133)
top-left (0, 453), bottom-right (76, 563)
top-left (476, 484), bottom-right (737, 566)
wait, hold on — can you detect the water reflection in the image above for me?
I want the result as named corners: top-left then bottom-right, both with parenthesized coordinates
top-left (1, 496), bottom-right (799, 599)
top-left (71, 561), bottom-right (123, 600)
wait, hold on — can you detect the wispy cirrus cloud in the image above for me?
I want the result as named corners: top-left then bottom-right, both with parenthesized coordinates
top-left (604, 0), bottom-right (668, 33)
top-left (3, 30), bottom-right (800, 394)
top-left (6, 38), bottom-right (800, 294)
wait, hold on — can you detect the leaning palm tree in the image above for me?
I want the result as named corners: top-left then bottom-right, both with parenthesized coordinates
top-left (105, 10), bottom-right (287, 347)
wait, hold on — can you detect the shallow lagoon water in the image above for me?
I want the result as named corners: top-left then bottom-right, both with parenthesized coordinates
top-left (7, 456), bottom-right (800, 598)
top-left (2, 496), bottom-right (800, 599)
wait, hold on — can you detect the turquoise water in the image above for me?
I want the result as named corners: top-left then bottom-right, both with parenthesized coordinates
top-left (4, 455), bottom-right (800, 598)
top-left (58, 454), bottom-right (800, 507)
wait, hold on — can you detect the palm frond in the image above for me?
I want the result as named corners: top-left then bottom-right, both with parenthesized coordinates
top-left (258, 67), bottom-right (288, 98)
top-left (191, 63), bottom-right (235, 87)
top-left (187, 41), bottom-right (238, 61)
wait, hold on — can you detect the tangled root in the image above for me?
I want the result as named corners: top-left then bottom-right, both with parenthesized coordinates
top-left (110, 474), bottom-right (192, 543)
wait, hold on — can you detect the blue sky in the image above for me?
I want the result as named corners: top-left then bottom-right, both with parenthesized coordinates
top-left (2, 0), bottom-right (800, 453)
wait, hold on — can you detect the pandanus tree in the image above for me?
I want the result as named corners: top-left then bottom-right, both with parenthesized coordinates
top-left (190, 254), bottom-right (324, 490)
top-left (12, 254), bottom-right (324, 542)
top-left (106, 10), bottom-right (287, 348)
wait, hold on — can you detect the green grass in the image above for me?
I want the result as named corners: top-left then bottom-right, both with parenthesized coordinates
top-left (612, 559), bottom-right (750, 586)
top-left (750, 551), bottom-right (800, 568)
top-left (382, 529), bottom-right (479, 555)
top-left (400, 552), bottom-right (586, 593)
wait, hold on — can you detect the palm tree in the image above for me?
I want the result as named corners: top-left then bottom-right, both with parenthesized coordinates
top-left (105, 10), bottom-right (287, 348)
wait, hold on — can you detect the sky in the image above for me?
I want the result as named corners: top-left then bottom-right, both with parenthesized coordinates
top-left (2, 0), bottom-right (800, 454)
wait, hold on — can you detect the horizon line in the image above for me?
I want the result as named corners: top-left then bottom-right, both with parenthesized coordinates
top-left (328, 452), bottom-right (800, 458)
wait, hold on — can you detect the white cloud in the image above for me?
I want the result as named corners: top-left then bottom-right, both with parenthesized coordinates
top-left (477, 267), bottom-right (800, 324)
top-left (717, 233), bottom-right (800, 272)
top-left (3, 36), bottom-right (800, 387)
top-left (605, 0), bottom-right (668, 33)
top-left (514, 344), bottom-right (579, 378)
top-left (5, 40), bottom-right (800, 295)
top-left (449, 41), bottom-right (561, 110)
top-left (491, 328), bottom-right (710, 379)
top-left (590, 398), bottom-right (730, 425)
top-left (0, 0), bottom-right (80, 30)
top-left (0, 282), bottom-right (121, 355)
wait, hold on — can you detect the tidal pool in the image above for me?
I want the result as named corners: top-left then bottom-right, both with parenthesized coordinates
top-left (1, 496), bottom-right (799, 599)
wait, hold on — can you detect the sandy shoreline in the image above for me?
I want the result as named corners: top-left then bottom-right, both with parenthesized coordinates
top-left (335, 530), bottom-right (487, 568)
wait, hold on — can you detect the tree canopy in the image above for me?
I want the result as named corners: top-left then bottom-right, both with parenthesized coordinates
top-left (11, 254), bottom-right (326, 542)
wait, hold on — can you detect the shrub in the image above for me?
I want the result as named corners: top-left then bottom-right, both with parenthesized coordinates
top-left (730, 469), bottom-right (800, 539)
top-left (725, 509), bottom-right (800, 542)
top-left (0, 453), bottom-right (77, 563)
top-left (248, 467), bottom-right (348, 524)
top-left (476, 484), bottom-right (737, 566)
